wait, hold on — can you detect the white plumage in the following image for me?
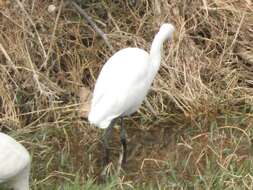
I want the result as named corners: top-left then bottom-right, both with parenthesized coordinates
top-left (88, 23), bottom-right (175, 128)
top-left (0, 132), bottom-right (31, 190)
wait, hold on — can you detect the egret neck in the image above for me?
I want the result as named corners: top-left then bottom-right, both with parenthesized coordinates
top-left (149, 32), bottom-right (165, 78)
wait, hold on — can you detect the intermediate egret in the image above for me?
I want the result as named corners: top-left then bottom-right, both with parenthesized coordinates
top-left (88, 23), bottom-right (175, 166)
top-left (0, 132), bottom-right (31, 190)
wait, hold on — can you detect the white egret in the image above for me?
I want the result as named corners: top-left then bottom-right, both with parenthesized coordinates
top-left (88, 23), bottom-right (175, 166)
top-left (0, 132), bottom-right (31, 190)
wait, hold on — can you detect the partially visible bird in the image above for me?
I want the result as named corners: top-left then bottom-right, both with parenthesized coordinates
top-left (88, 23), bottom-right (175, 166)
top-left (0, 132), bottom-right (31, 190)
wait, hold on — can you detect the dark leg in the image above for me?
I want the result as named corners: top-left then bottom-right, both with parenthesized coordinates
top-left (120, 117), bottom-right (127, 166)
top-left (102, 120), bottom-right (115, 166)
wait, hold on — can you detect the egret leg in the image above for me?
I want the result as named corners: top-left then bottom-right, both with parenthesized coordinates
top-left (120, 117), bottom-right (127, 167)
top-left (102, 120), bottom-right (115, 165)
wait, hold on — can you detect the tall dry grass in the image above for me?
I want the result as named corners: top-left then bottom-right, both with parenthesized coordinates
top-left (0, 0), bottom-right (253, 187)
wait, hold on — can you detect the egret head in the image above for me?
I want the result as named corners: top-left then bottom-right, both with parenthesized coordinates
top-left (158, 23), bottom-right (175, 41)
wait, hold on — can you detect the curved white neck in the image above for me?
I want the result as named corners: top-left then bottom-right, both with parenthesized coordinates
top-left (149, 33), bottom-right (166, 77)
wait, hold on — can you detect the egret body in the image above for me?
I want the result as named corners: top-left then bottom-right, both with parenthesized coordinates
top-left (88, 23), bottom-right (175, 165)
top-left (0, 132), bottom-right (31, 190)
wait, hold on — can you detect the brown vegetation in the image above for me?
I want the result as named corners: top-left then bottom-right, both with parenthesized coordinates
top-left (0, 0), bottom-right (253, 188)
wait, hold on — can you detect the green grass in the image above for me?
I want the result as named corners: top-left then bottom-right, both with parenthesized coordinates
top-left (2, 114), bottom-right (253, 190)
top-left (1, 0), bottom-right (253, 189)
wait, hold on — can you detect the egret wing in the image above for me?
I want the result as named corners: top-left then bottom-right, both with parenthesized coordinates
top-left (89, 48), bottom-right (151, 127)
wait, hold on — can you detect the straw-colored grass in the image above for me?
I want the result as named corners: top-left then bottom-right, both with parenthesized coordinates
top-left (0, 0), bottom-right (253, 189)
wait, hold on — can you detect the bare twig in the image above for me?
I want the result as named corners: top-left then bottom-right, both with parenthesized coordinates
top-left (40, 0), bottom-right (63, 70)
top-left (144, 99), bottom-right (158, 116)
top-left (0, 11), bottom-right (34, 36)
top-left (15, 0), bottom-right (47, 59)
top-left (102, 1), bottom-right (121, 32)
top-left (0, 43), bottom-right (19, 74)
top-left (71, 1), bottom-right (114, 53)
top-left (24, 41), bottom-right (56, 98)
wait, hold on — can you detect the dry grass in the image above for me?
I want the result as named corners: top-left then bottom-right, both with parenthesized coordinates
top-left (0, 0), bottom-right (253, 189)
